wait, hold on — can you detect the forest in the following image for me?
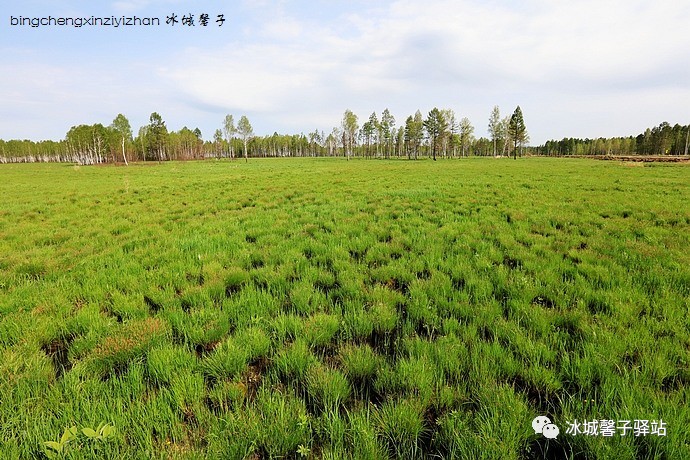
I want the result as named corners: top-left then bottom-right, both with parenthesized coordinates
top-left (0, 106), bottom-right (687, 164)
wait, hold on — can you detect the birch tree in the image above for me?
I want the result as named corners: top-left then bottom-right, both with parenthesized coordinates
top-left (213, 129), bottom-right (223, 157)
top-left (110, 114), bottom-right (132, 165)
top-left (459, 117), bottom-right (474, 157)
top-left (237, 115), bottom-right (253, 162)
top-left (381, 108), bottom-right (395, 159)
top-left (223, 115), bottom-right (236, 159)
top-left (488, 106), bottom-right (501, 157)
top-left (341, 110), bottom-right (358, 161)
top-left (147, 112), bottom-right (168, 161)
top-left (442, 109), bottom-right (457, 158)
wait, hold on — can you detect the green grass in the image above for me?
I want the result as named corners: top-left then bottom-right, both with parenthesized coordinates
top-left (0, 157), bottom-right (689, 458)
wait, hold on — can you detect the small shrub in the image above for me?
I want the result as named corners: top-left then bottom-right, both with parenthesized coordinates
top-left (235, 326), bottom-right (271, 362)
top-left (306, 364), bottom-right (351, 411)
top-left (207, 379), bottom-right (247, 412)
top-left (339, 344), bottom-right (380, 383)
top-left (167, 307), bottom-right (230, 348)
top-left (146, 345), bottom-right (197, 386)
top-left (271, 314), bottom-right (304, 342)
top-left (289, 281), bottom-right (319, 316)
top-left (375, 399), bottom-right (427, 458)
top-left (347, 409), bottom-right (387, 459)
top-left (273, 339), bottom-right (318, 382)
top-left (170, 371), bottom-right (205, 410)
top-left (395, 356), bottom-right (438, 406)
top-left (248, 389), bottom-right (312, 458)
top-left (370, 303), bottom-right (398, 334)
top-left (179, 287), bottom-right (212, 311)
top-left (304, 313), bottom-right (340, 349)
top-left (342, 308), bottom-right (374, 342)
top-left (224, 269), bottom-right (250, 297)
top-left (200, 337), bottom-right (247, 380)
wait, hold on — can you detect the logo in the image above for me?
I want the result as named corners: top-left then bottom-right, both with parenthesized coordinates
top-left (533, 416), bottom-right (560, 439)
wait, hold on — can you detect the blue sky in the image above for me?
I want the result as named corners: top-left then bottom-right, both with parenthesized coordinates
top-left (1, 0), bottom-right (689, 144)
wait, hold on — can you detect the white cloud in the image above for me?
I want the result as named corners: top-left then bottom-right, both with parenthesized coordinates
top-left (2, 0), bottom-right (689, 142)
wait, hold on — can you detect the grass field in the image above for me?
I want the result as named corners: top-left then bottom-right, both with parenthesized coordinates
top-left (0, 157), bottom-right (689, 459)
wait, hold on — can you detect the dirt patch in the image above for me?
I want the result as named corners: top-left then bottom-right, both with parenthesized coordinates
top-left (243, 357), bottom-right (269, 400)
top-left (41, 337), bottom-right (73, 379)
top-left (195, 340), bottom-right (220, 358)
top-left (509, 374), bottom-right (561, 415)
top-left (532, 296), bottom-right (556, 309)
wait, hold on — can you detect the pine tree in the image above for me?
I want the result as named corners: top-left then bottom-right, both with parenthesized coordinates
top-left (424, 108), bottom-right (448, 161)
top-left (508, 106), bottom-right (527, 159)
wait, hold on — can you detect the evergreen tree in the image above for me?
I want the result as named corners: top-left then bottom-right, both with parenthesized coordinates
top-left (508, 106), bottom-right (528, 159)
top-left (424, 108), bottom-right (448, 161)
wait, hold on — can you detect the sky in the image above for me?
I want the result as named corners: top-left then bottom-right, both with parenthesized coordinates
top-left (1, 0), bottom-right (689, 145)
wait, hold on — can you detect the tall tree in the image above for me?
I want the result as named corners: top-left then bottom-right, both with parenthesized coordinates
top-left (404, 115), bottom-right (414, 159)
top-left (488, 106), bottom-right (501, 157)
top-left (424, 108), bottom-right (448, 161)
top-left (110, 114), bottom-right (132, 165)
top-left (327, 128), bottom-right (339, 157)
top-left (404, 110), bottom-right (424, 160)
top-left (362, 112), bottom-right (378, 158)
top-left (341, 110), bottom-right (359, 161)
top-left (508, 106), bottom-right (527, 159)
top-left (499, 116), bottom-right (511, 156)
top-left (65, 124), bottom-right (110, 164)
top-left (147, 112), bottom-right (168, 161)
top-left (459, 117), bottom-right (475, 157)
top-left (237, 115), bottom-right (253, 162)
top-left (412, 110), bottom-right (424, 160)
top-left (441, 109), bottom-right (457, 158)
top-left (135, 126), bottom-right (148, 161)
top-left (308, 130), bottom-right (322, 157)
top-left (223, 115), bottom-right (236, 159)
top-left (213, 129), bottom-right (223, 157)
top-left (381, 108), bottom-right (395, 159)
top-left (396, 126), bottom-right (405, 158)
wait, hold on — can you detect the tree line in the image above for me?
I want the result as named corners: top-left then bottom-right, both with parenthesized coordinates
top-left (0, 106), bottom-right (685, 164)
top-left (0, 106), bottom-right (528, 164)
top-left (539, 121), bottom-right (690, 157)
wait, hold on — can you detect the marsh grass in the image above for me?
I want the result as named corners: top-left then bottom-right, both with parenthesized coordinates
top-left (0, 158), bottom-right (688, 458)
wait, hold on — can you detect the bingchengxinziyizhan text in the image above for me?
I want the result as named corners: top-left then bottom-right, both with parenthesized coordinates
top-left (9, 14), bottom-right (226, 28)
